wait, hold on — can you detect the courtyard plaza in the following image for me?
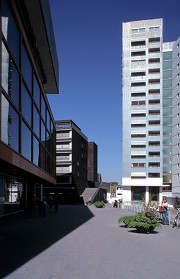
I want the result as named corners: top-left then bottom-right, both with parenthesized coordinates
top-left (0, 204), bottom-right (179, 279)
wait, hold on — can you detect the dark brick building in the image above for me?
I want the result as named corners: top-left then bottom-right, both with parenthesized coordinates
top-left (87, 142), bottom-right (98, 188)
top-left (56, 120), bottom-right (88, 203)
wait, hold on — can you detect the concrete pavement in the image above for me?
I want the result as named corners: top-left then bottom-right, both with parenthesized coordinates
top-left (0, 204), bottom-right (179, 279)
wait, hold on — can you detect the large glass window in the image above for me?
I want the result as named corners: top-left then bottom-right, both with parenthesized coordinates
top-left (41, 95), bottom-right (46, 122)
top-left (1, 0), bottom-right (20, 65)
top-left (163, 70), bottom-right (172, 79)
top-left (1, 43), bottom-right (20, 108)
top-left (149, 187), bottom-right (159, 201)
top-left (1, 94), bottom-right (19, 152)
top-left (41, 120), bottom-right (46, 143)
top-left (46, 131), bottom-right (50, 153)
top-left (1, 175), bottom-right (24, 216)
top-left (163, 79), bottom-right (172, 88)
top-left (131, 186), bottom-right (146, 202)
top-left (22, 43), bottom-right (32, 91)
top-left (163, 51), bottom-right (172, 60)
top-left (21, 121), bottom-right (31, 161)
top-left (33, 136), bottom-right (40, 166)
top-left (163, 89), bottom-right (172, 98)
top-left (163, 61), bottom-right (172, 70)
top-left (33, 75), bottom-right (40, 108)
top-left (21, 84), bottom-right (32, 127)
top-left (33, 106), bottom-right (40, 138)
top-left (47, 110), bottom-right (51, 133)
top-left (40, 147), bottom-right (46, 171)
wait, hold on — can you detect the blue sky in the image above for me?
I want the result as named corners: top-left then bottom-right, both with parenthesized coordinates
top-left (48, 0), bottom-right (180, 184)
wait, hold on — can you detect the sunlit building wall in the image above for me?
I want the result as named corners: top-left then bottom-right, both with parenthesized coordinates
top-left (122, 19), bottom-right (164, 203)
top-left (172, 37), bottom-right (180, 197)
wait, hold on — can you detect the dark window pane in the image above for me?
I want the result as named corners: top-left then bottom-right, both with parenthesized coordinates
top-left (46, 131), bottom-right (50, 153)
top-left (21, 84), bottom-right (32, 126)
top-left (50, 158), bottom-right (55, 177)
top-left (47, 110), bottom-right (51, 132)
top-left (22, 43), bottom-right (32, 91)
top-left (33, 136), bottom-right (40, 166)
top-left (34, 75), bottom-right (40, 108)
top-left (131, 186), bottom-right (146, 201)
top-left (33, 106), bottom-right (40, 138)
top-left (21, 121), bottom-right (31, 161)
top-left (41, 120), bottom-right (46, 144)
top-left (1, 94), bottom-right (19, 152)
top-left (41, 95), bottom-right (46, 122)
top-left (1, 0), bottom-right (20, 64)
top-left (46, 153), bottom-right (51, 174)
top-left (40, 147), bottom-right (46, 171)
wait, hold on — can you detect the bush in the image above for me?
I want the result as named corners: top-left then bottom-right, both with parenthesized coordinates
top-left (94, 201), bottom-right (105, 208)
top-left (118, 212), bottom-right (160, 233)
top-left (118, 215), bottom-right (134, 227)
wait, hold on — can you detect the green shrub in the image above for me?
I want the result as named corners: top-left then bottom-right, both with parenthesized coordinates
top-left (94, 201), bottom-right (105, 208)
top-left (118, 215), bottom-right (134, 227)
top-left (118, 212), bottom-right (160, 233)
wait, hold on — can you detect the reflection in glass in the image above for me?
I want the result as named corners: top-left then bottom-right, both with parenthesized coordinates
top-left (34, 75), bottom-right (40, 108)
top-left (41, 95), bottom-right (46, 122)
top-left (41, 120), bottom-right (46, 143)
top-left (1, 0), bottom-right (20, 64)
top-left (1, 94), bottom-right (19, 152)
top-left (163, 61), bottom-right (172, 70)
top-left (132, 186), bottom-right (146, 201)
top-left (163, 51), bottom-right (172, 60)
top-left (46, 131), bottom-right (50, 153)
top-left (22, 43), bottom-right (32, 91)
top-left (47, 110), bottom-right (51, 132)
top-left (1, 43), bottom-right (20, 108)
top-left (21, 121), bottom-right (31, 161)
top-left (163, 79), bottom-right (172, 88)
top-left (33, 136), bottom-right (40, 166)
top-left (163, 70), bottom-right (172, 79)
top-left (33, 106), bottom-right (40, 138)
top-left (21, 84), bottom-right (32, 127)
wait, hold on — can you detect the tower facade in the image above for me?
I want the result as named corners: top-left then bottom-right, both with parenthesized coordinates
top-left (172, 37), bottom-right (180, 196)
top-left (122, 19), bottom-right (164, 203)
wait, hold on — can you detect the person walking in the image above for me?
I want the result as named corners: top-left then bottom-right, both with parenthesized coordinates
top-left (161, 198), bottom-right (169, 225)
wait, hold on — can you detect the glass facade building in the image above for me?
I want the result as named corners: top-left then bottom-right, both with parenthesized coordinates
top-left (0, 0), bottom-right (59, 216)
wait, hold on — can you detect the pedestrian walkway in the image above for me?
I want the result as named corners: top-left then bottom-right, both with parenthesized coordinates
top-left (0, 204), bottom-right (179, 279)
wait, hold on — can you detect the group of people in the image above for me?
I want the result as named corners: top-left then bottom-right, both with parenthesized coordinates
top-left (113, 199), bottom-right (123, 208)
top-left (38, 194), bottom-right (59, 217)
top-left (158, 198), bottom-right (169, 225)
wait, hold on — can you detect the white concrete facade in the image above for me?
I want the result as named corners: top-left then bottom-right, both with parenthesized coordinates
top-left (122, 19), bottom-right (165, 204)
top-left (172, 37), bottom-right (180, 197)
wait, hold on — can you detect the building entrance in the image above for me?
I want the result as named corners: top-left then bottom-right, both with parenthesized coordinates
top-left (0, 174), bottom-right (24, 216)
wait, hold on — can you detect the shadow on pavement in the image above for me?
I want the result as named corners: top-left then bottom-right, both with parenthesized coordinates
top-left (0, 205), bottom-right (94, 279)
